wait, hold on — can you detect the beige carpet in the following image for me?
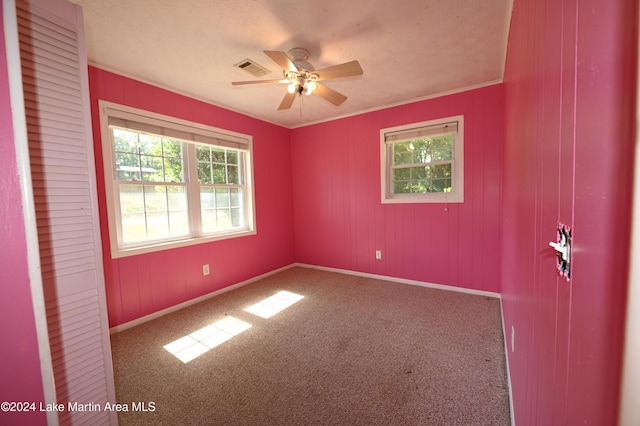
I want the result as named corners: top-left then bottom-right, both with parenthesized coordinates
top-left (110, 267), bottom-right (511, 425)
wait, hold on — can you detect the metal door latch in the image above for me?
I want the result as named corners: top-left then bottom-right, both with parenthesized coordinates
top-left (549, 224), bottom-right (571, 280)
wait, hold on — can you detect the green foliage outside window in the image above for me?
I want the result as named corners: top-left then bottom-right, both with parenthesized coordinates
top-left (113, 128), bottom-right (184, 183)
top-left (196, 145), bottom-right (240, 185)
top-left (392, 135), bottom-right (453, 194)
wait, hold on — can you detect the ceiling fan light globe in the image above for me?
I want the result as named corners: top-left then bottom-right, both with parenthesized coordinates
top-left (287, 83), bottom-right (296, 94)
top-left (305, 82), bottom-right (317, 95)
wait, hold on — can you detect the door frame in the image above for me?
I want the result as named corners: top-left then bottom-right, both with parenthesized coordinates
top-left (619, 9), bottom-right (640, 424)
top-left (3, 0), bottom-right (58, 424)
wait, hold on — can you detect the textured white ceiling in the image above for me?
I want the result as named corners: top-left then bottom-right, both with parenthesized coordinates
top-left (70, 0), bottom-right (513, 128)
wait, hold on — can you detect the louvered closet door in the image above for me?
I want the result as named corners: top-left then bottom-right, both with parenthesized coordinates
top-left (16, 0), bottom-right (117, 424)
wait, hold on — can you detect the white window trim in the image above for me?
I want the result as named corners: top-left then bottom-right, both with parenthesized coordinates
top-left (99, 100), bottom-right (256, 258)
top-left (380, 115), bottom-right (464, 204)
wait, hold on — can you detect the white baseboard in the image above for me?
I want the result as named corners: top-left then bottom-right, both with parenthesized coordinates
top-left (294, 263), bottom-right (501, 299)
top-left (500, 298), bottom-right (516, 426)
top-left (109, 263), bottom-right (296, 334)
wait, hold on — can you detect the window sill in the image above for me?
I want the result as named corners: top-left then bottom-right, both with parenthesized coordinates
top-left (110, 228), bottom-right (257, 259)
top-left (382, 192), bottom-right (464, 204)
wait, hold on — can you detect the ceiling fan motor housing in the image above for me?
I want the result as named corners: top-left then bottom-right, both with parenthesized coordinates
top-left (288, 47), bottom-right (315, 71)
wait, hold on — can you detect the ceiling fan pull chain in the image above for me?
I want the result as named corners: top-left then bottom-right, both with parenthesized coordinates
top-left (299, 94), bottom-right (303, 118)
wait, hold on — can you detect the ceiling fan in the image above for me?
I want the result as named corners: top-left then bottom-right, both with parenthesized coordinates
top-left (232, 48), bottom-right (363, 111)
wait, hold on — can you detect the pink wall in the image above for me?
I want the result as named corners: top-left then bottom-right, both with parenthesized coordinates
top-left (88, 68), bottom-right (295, 327)
top-left (3, 0), bottom-right (637, 422)
top-left (501, 0), bottom-right (636, 423)
top-left (291, 85), bottom-right (504, 293)
top-left (0, 10), bottom-right (47, 426)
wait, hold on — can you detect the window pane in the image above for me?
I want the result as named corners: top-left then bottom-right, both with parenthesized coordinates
top-left (201, 209), bottom-right (216, 233)
top-left (198, 163), bottom-right (212, 184)
top-left (413, 148), bottom-right (432, 164)
top-left (432, 148), bottom-right (452, 161)
top-left (392, 137), bottom-right (454, 167)
top-left (119, 184), bottom-right (189, 243)
top-left (412, 180), bottom-right (430, 193)
top-left (432, 178), bottom-right (452, 193)
top-left (167, 186), bottom-right (188, 211)
top-left (168, 186), bottom-right (189, 236)
top-left (200, 187), bottom-right (215, 209)
top-left (164, 157), bottom-right (183, 183)
top-left (146, 211), bottom-right (169, 239)
top-left (120, 184), bottom-right (145, 211)
top-left (213, 164), bottom-right (226, 184)
top-left (431, 135), bottom-right (452, 149)
top-left (120, 184), bottom-right (144, 243)
top-left (116, 153), bottom-right (141, 181)
top-left (393, 167), bottom-right (410, 181)
top-left (413, 139), bottom-right (431, 150)
top-left (113, 128), bottom-right (138, 153)
top-left (230, 188), bottom-right (242, 207)
top-left (216, 188), bottom-right (230, 208)
top-left (144, 186), bottom-right (168, 239)
top-left (200, 186), bottom-right (244, 234)
top-left (140, 155), bottom-right (163, 182)
top-left (394, 181), bottom-right (411, 194)
top-left (201, 185), bottom-right (217, 234)
top-left (227, 151), bottom-right (238, 165)
top-left (196, 145), bottom-right (211, 161)
top-left (163, 138), bottom-right (182, 156)
top-left (411, 166), bottom-right (429, 180)
top-left (121, 212), bottom-right (146, 243)
top-left (227, 165), bottom-right (239, 184)
top-left (393, 148), bottom-right (412, 165)
top-left (216, 209), bottom-right (231, 228)
top-left (169, 210), bottom-right (189, 235)
top-left (211, 148), bottom-right (225, 163)
top-left (411, 139), bottom-right (430, 164)
top-left (120, 185), bottom-right (144, 214)
top-left (231, 207), bottom-right (242, 227)
top-left (197, 146), bottom-right (242, 186)
top-left (138, 133), bottom-right (162, 155)
top-left (432, 164), bottom-right (452, 178)
top-left (114, 130), bottom-right (185, 184)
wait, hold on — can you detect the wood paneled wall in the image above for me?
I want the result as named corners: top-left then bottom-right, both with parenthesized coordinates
top-left (291, 84), bottom-right (504, 293)
top-left (501, 0), bottom-right (636, 423)
top-left (88, 68), bottom-right (295, 327)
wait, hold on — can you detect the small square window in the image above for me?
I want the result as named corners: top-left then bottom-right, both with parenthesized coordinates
top-left (380, 116), bottom-right (464, 203)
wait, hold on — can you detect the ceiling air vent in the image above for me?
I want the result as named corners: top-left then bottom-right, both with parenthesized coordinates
top-left (234, 59), bottom-right (271, 78)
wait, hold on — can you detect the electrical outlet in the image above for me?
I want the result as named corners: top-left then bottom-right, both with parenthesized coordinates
top-left (375, 250), bottom-right (382, 260)
top-left (203, 264), bottom-right (210, 276)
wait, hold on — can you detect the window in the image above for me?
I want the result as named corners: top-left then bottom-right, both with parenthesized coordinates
top-left (380, 115), bottom-right (464, 203)
top-left (99, 101), bottom-right (255, 258)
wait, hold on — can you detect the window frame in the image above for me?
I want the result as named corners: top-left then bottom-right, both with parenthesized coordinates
top-left (99, 100), bottom-right (256, 258)
top-left (380, 115), bottom-right (464, 204)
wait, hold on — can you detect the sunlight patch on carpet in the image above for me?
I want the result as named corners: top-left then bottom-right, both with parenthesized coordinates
top-left (244, 290), bottom-right (304, 319)
top-left (163, 316), bottom-right (252, 363)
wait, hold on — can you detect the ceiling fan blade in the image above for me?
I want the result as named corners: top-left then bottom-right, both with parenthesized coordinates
top-left (232, 79), bottom-right (287, 86)
top-left (315, 60), bottom-right (363, 80)
top-left (264, 50), bottom-right (298, 73)
top-left (314, 83), bottom-right (348, 106)
top-left (278, 92), bottom-right (297, 110)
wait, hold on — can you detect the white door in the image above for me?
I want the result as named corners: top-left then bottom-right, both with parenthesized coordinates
top-left (15, 0), bottom-right (117, 423)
